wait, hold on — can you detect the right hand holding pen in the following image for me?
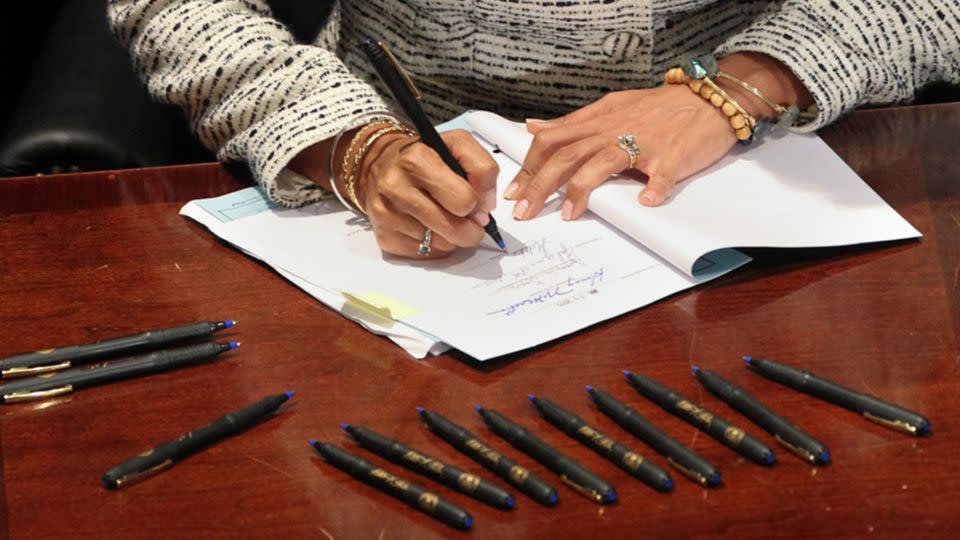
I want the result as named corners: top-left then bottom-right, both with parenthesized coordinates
top-left (356, 128), bottom-right (499, 259)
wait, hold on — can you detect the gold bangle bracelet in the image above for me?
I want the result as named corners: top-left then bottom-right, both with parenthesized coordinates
top-left (344, 124), bottom-right (415, 213)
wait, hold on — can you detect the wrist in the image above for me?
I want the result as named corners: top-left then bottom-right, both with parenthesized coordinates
top-left (716, 52), bottom-right (813, 118)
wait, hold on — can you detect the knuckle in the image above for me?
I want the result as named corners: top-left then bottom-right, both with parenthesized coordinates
top-left (532, 129), bottom-right (559, 150)
top-left (600, 146), bottom-right (623, 164)
top-left (553, 145), bottom-right (580, 164)
top-left (478, 159), bottom-right (499, 180)
top-left (446, 191), bottom-right (478, 218)
top-left (367, 198), bottom-right (390, 219)
top-left (377, 173), bottom-right (405, 198)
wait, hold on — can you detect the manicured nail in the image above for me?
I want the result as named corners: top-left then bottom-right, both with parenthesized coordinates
top-left (640, 190), bottom-right (658, 205)
top-left (561, 200), bottom-right (573, 221)
top-left (471, 209), bottom-right (490, 227)
top-left (503, 181), bottom-right (519, 199)
top-left (512, 199), bottom-right (529, 220)
top-left (484, 191), bottom-right (497, 212)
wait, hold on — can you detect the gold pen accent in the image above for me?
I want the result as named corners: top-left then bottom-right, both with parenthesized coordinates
top-left (560, 474), bottom-right (603, 503)
top-left (667, 457), bottom-right (707, 486)
top-left (113, 459), bottom-right (174, 488)
top-left (2, 361), bottom-right (72, 379)
top-left (376, 42), bottom-right (421, 100)
top-left (774, 434), bottom-right (816, 463)
top-left (4, 385), bottom-right (74, 403)
top-left (863, 411), bottom-right (918, 435)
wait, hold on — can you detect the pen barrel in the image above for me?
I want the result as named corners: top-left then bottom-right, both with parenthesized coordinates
top-left (568, 423), bottom-right (673, 491)
top-left (669, 398), bottom-right (775, 465)
top-left (315, 443), bottom-right (472, 530)
top-left (420, 410), bottom-right (557, 506)
top-left (0, 321), bottom-right (222, 371)
top-left (0, 342), bottom-right (231, 399)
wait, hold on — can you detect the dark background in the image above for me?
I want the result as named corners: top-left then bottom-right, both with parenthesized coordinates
top-left (1, 1), bottom-right (955, 178)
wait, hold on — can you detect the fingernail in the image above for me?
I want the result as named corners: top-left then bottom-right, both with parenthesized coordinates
top-left (484, 191), bottom-right (497, 212)
top-left (525, 118), bottom-right (549, 127)
top-left (512, 199), bottom-right (529, 220)
top-left (471, 209), bottom-right (490, 227)
top-left (561, 200), bottom-right (573, 221)
top-left (503, 182), bottom-right (519, 199)
top-left (640, 190), bottom-right (658, 205)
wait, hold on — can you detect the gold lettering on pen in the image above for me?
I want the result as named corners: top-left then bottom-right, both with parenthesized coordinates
top-left (403, 451), bottom-right (445, 474)
top-left (371, 468), bottom-right (409, 490)
top-left (676, 400), bottom-right (714, 425)
top-left (622, 451), bottom-right (644, 471)
top-left (723, 426), bottom-right (745, 445)
top-left (577, 425), bottom-right (614, 451)
top-left (457, 472), bottom-right (481, 492)
top-left (418, 492), bottom-right (439, 512)
top-left (508, 465), bottom-right (529, 484)
top-left (466, 439), bottom-right (500, 464)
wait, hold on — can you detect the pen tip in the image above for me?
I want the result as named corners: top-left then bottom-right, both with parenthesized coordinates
top-left (284, 390), bottom-right (295, 399)
top-left (585, 385), bottom-right (593, 392)
top-left (308, 438), bottom-right (317, 446)
top-left (709, 473), bottom-right (722, 486)
top-left (527, 393), bottom-right (535, 401)
top-left (497, 239), bottom-right (507, 250)
top-left (605, 489), bottom-right (617, 503)
top-left (225, 319), bottom-right (237, 328)
top-left (463, 516), bottom-right (474, 529)
top-left (622, 369), bottom-right (632, 377)
top-left (416, 406), bottom-right (425, 415)
top-left (548, 492), bottom-right (558, 505)
top-left (820, 450), bottom-right (831, 463)
top-left (340, 423), bottom-right (349, 431)
top-left (229, 340), bottom-right (240, 349)
top-left (506, 495), bottom-right (516, 509)
top-left (663, 478), bottom-right (673, 491)
top-left (920, 420), bottom-right (931, 435)
top-left (474, 405), bottom-right (483, 412)
top-left (691, 365), bottom-right (701, 374)
top-left (743, 355), bottom-right (752, 364)
top-left (766, 452), bottom-right (776, 465)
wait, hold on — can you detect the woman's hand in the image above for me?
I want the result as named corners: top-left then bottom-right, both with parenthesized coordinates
top-left (504, 83), bottom-right (737, 221)
top-left (356, 128), bottom-right (499, 258)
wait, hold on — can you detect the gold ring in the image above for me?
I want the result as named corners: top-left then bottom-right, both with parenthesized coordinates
top-left (617, 133), bottom-right (640, 169)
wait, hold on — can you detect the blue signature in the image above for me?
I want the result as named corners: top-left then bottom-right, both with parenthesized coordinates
top-left (490, 268), bottom-right (604, 317)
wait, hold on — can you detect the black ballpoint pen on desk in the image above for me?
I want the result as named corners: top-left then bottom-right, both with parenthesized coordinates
top-left (586, 386), bottom-right (722, 487)
top-left (342, 423), bottom-right (515, 510)
top-left (103, 391), bottom-right (291, 488)
top-left (693, 366), bottom-right (830, 465)
top-left (417, 407), bottom-right (558, 506)
top-left (745, 356), bottom-right (930, 435)
top-left (476, 405), bottom-right (617, 504)
top-left (310, 441), bottom-right (474, 530)
top-left (0, 341), bottom-right (238, 404)
top-left (529, 394), bottom-right (673, 492)
top-left (361, 38), bottom-right (506, 251)
top-left (0, 319), bottom-right (236, 378)
top-left (623, 370), bottom-right (776, 466)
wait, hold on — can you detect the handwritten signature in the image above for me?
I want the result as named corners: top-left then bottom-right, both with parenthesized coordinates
top-left (489, 267), bottom-right (605, 317)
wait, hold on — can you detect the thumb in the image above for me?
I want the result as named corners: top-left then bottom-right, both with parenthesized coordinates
top-left (638, 174), bottom-right (675, 207)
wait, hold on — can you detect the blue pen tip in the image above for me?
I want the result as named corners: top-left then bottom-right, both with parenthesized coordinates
top-left (920, 421), bottom-right (931, 435)
top-left (284, 390), bottom-right (294, 399)
top-left (308, 439), bottom-right (317, 446)
top-left (766, 452), bottom-right (776, 465)
top-left (820, 451), bottom-right (830, 463)
top-left (605, 489), bottom-right (617, 503)
top-left (225, 319), bottom-right (237, 328)
top-left (474, 405), bottom-right (483, 412)
top-left (340, 423), bottom-right (349, 431)
top-left (463, 517), bottom-right (474, 529)
top-left (743, 355), bottom-right (752, 364)
top-left (527, 394), bottom-right (535, 401)
top-left (691, 365), bottom-right (701, 373)
top-left (663, 478), bottom-right (673, 491)
top-left (496, 239), bottom-right (507, 250)
top-left (709, 473), bottom-right (721, 486)
top-left (416, 406), bottom-right (425, 414)
top-left (506, 495), bottom-right (516, 509)
top-left (548, 492), bottom-right (558, 505)
top-left (585, 385), bottom-right (593, 392)
top-left (622, 369), bottom-right (633, 377)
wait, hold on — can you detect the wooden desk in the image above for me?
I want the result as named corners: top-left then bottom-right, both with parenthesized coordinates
top-left (1, 103), bottom-right (958, 539)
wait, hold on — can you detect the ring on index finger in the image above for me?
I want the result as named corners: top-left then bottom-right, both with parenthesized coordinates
top-left (616, 133), bottom-right (640, 169)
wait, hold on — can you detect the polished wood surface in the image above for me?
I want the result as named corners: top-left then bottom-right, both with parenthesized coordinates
top-left (1, 104), bottom-right (958, 539)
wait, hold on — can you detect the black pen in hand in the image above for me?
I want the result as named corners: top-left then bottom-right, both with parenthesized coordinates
top-left (623, 370), bottom-right (776, 465)
top-left (310, 441), bottom-right (474, 530)
top-left (103, 391), bottom-right (291, 489)
top-left (745, 356), bottom-right (930, 436)
top-left (529, 394), bottom-right (673, 492)
top-left (476, 405), bottom-right (617, 504)
top-left (693, 366), bottom-right (830, 464)
top-left (343, 423), bottom-right (515, 509)
top-left (361, 38), bottom-right (506, 250)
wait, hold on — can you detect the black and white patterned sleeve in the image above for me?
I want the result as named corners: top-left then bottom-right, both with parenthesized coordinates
top-left (715, 0), bottom-right (960, 131)
top-left (106, 0), bottom-right (389, 207)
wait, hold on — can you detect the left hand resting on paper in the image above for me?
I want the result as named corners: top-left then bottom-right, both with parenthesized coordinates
top-left (505, 53), bottom-right (813, 220)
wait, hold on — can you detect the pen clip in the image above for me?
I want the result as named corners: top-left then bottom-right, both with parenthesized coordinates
top-left (666, 457), bottom-right (707, 486)
top-left (863, 411), bottom-right (918, 435)
top-left (560, 474), bottom-right (603, 503)
top-left (774, 434), bottom-right (816, 463)
top-left (113, 459), bottom-right (174, 488)
top-left (3, 385), bottom-right (74, 404)
top-left (2, 361), bottom-right (71, 379)
top-left (376, 41), bottom-right (421, 100)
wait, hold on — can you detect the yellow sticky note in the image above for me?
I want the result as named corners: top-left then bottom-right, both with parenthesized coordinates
top-left (341, 291), bottom-right (418, 321)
